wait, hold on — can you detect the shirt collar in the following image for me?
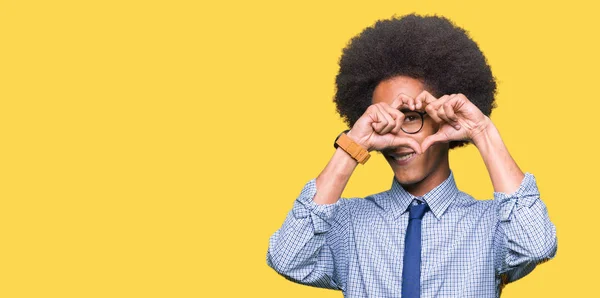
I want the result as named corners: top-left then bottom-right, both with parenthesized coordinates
top-left (379, 170), bottom-right (459, 221)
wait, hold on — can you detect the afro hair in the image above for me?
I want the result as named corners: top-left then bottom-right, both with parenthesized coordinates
top-left (334, 13), bottom-right (497, 149)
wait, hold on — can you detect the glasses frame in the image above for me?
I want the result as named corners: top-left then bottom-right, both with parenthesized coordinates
top-left (400, 110), bottom-right (427, 134)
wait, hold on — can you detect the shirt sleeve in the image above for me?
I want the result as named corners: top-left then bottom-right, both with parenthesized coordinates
top-left (494, 172), bottom-right (558, 283)
top-left (266, 177), bottom-right (348, 291)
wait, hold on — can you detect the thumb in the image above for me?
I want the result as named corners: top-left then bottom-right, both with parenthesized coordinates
top-left (421, 132), bottom-right (447, 153)
top-left (389, 136), bottom-right (423, 155)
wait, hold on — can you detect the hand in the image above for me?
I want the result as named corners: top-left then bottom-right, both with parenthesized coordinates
top-left (414, 91), bottom-right (491, 152)
top-left (346, 93), bottom-right (423, 154)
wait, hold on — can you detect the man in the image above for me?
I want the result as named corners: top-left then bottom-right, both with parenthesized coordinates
top-left (266, 14), bottom-right (557, 297)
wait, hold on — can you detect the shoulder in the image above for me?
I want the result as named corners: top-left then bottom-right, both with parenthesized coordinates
top-left (335, 190), bottom-right (393, 222)
top-left (342, 189), bottom-right (389, 208)
top-left (451, 190), bottom-right (499, 216)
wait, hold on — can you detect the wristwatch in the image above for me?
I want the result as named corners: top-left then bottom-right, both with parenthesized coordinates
top-left (333, 129), bottom-right (370, 164)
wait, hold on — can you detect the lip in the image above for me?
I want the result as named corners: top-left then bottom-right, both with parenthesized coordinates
top-left (386, 152), bottom-right (417, 166)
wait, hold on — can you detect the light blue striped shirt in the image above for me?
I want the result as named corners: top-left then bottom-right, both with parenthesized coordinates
top-left (266, 171), bottom-right (557, 297)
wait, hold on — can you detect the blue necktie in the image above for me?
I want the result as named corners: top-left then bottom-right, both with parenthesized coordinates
top-left (401, 200), bottom-right (429, 298)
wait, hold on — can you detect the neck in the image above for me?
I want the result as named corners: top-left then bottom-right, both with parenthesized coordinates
top-left (403, 157), bottom-right (450, 197)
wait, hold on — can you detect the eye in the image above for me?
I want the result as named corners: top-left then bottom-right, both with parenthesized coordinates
top-left (403, 112), bottom-right (420, 122)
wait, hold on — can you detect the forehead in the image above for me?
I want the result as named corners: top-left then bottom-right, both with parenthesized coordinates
top-left (372, 76), bottom-right (425, 105)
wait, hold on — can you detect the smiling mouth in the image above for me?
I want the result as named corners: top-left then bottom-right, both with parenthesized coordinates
top-left (385, 151), bottom-right (417, 165)
top-left (391, 153), bottom-right (416, 161)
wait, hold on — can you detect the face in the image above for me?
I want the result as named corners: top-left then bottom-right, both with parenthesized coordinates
top-left (372, 75), bottom-right (450, 192)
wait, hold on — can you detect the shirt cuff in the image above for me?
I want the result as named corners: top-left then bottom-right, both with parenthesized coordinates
top-left (293, 178), bottom-right (344, 234)
top-left (495, 172), bottom-right (540, 221)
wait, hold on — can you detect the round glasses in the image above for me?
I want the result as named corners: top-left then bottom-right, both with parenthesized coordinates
top-left (400, 110), bottom-right (427, 134)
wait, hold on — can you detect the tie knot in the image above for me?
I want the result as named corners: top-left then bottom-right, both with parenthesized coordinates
top-left (408, 201), bottom-right (429, 219)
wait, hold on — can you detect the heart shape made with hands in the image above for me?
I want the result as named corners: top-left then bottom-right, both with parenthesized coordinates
top-left (379, 91), bottom-right (490, 153)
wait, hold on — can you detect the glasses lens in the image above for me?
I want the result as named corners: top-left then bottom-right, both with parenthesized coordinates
top-left (401, 111), bottom-right (423, 134)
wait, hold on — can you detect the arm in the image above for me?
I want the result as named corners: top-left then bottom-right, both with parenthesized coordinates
top-left (410, 91), bottom-right (557, 281)
top-left (472, 119), bottom-right (558, 282)
top-left (266, 146), bottom-right (358, 289)
top-left (266, 96), bottom-right (421, 288)
top-left (471, 117), bottom-right (524, 194)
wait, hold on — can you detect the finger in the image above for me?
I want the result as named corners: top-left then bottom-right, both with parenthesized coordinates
top-left (425, 98), bottom-right (446, 124)
top-left (376, 103), bottom-right (397, 134)
top-left (443, 96), bottom-right (461, 129)
top-left (415, 95), bottom-right (422, 110)
top-left (427, 94), bottom-right (450, 111)
top-left (370, 108), bottom-right (387, 133)
top-left (389, 135), bottom-right (423, 155)
top-left (421, 132), bottom-right (448, 153)
top-left (425, 103), bottom-right (443, 123)
top-left (414, 90), bottom-right (438, 109)
top-left (380, 103), bottom-right (405, 134)
top-left (373, 104), bottom-right (395, 134)
top-left (423, 94), bottom-right (449, 124)
top-left (390, 93), bottom-right (415, 110)
top-left (390, 96), bottom-right (402, 110)
top-left (400, 93), bottom-right (416, 110)
top-left (436, 105), bottom-right (454, 126)
top-left (366, 105), bottom-right (383, 132)
top-left (438, 96), bottom-right (462, 129)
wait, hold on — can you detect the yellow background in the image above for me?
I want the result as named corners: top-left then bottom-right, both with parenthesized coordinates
top-left (1, 0), bottom-right (598, 297)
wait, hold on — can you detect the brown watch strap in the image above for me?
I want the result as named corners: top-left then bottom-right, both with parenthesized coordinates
top-left (335, 133), bottom-right (370, 164)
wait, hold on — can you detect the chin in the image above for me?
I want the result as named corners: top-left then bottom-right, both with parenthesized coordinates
top-left (385, 152), bottom-right (430, 186)
top-left (393, 170), bottom-right (425, 186)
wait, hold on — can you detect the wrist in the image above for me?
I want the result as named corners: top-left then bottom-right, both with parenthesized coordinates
top-left (334, 130), bottom-right (371, 165)
top-left (346, 130), bottom-right (371, 152)
top-left (471, 117), bottom-right (496, 147)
